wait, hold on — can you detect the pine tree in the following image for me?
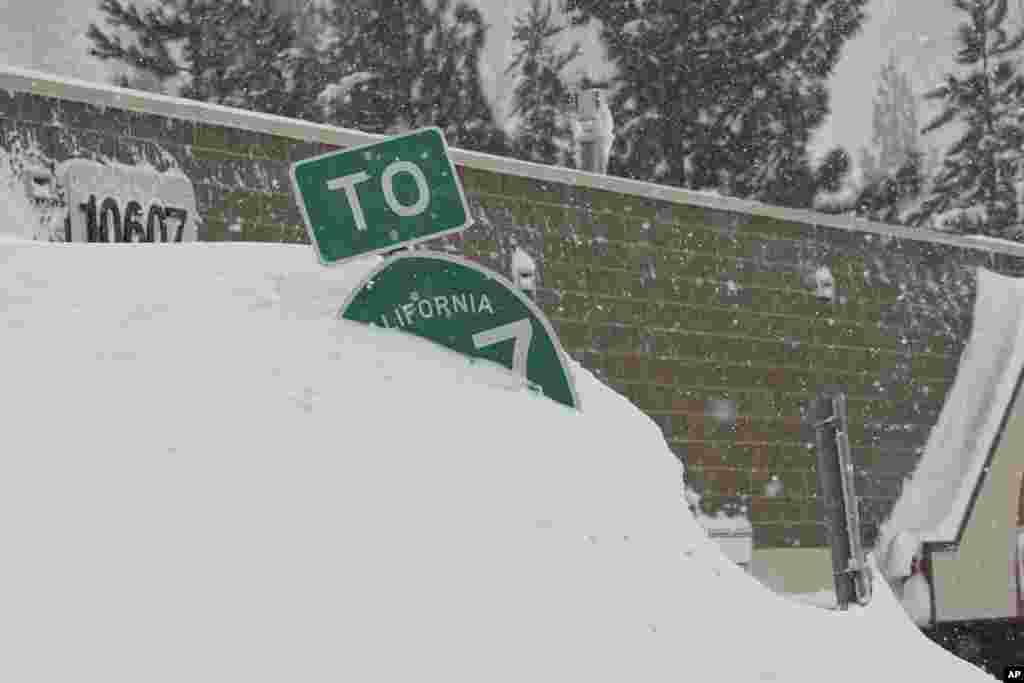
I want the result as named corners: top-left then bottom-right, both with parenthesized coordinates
top-left (87, 0), bottom-right (305, 117)
top-left (849, 55), bottom-right (926, 224)
top-left (504, 0), bottom-right (581, 167)
top-left (316, 0), bottom-right (509, 156)
top-left (907, 0), bottom-right (1024, 237)
top-left (562, 0), bottom-right (867, 208)
top-left (859, 54), bottom-right (922, 185)
top-left (854, 153), bottom-right (924, 223)
top-left (111, 69), bottom-right (167, 95)
top-left (282, 0), bottom-right (365, 124)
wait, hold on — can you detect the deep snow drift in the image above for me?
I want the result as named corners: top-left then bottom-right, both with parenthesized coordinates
top-left (0, 236), bottom-right (992, 681)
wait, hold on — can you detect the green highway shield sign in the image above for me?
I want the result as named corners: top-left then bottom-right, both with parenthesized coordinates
top-left (290, 127), bottom-right (472, 265)
top-left (339, 252), bottom-right (580, 410)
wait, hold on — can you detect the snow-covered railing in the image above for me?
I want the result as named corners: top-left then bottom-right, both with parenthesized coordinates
top-left (5, 64), bottom-right (1024, 260)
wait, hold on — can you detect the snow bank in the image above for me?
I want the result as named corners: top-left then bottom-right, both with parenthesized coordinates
top-left (696, 510), bottom-right (753, 566)
top-left (786, 589), bottom-right (840, 610)
top-left (0, 147), bottom-right (44, 240)
top-left (0, 245), bottom-right (992, 677)
top-left (879, 267), bottom-right (1024, 564)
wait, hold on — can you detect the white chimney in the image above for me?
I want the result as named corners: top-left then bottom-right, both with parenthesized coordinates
top-left (573, 88), bottom-right (614, 174)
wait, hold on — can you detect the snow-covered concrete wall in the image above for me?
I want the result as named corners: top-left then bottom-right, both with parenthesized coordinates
top-left (0, 80), bottom-right (311, 243)
top-left (4, 66), bottom-right (1024, 561)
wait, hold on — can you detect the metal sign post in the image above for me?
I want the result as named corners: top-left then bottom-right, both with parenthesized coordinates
top-left (814, 390), bottom-right (872, 609)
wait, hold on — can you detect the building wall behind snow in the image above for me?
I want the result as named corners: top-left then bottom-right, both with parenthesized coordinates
top-left (0, 86), bottom-right (314, 243)
top-left (454, 174), bottom-right (1024, 550)
top-left (3, 69), bottom-right (1024, 553)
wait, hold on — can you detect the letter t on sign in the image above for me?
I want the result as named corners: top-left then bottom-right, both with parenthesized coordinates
top-left (327, 171), bottom-right (371, 231)
top-left (291, 127), bottom-right (472, 265)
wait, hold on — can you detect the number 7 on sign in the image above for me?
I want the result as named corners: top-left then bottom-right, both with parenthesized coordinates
top-left (472, 319), bottom-right (533, 378)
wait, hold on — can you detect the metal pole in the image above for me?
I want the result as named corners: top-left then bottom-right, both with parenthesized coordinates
top-left (574, 88), bottom-right (609, 175)
top-left (1016, 154), bottom-right (1024, 240)
top-left (814, 390), bottom-right (872, 609)
top-left (832, 393), bottom-right (872, 605)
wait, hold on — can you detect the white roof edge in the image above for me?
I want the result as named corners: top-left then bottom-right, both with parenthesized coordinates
top-left (5, 65), bottom-right (1024, 259)
top-left (878, 268), bottom-right (1024, 553)
top-left (924, 271), bottom-right (1024, 544)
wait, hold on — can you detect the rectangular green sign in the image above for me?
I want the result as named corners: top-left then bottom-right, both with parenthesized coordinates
top-left (290, 127), bottom-right (472, 265)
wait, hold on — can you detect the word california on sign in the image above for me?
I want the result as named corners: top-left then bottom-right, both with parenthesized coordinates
top-left (377, 290), bottom-right (494, 329)
top-left (339, 252), bottom-right (579, 410)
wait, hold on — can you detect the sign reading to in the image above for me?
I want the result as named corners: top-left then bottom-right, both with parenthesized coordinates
top-left (58, 159), bottom-right (198, 243)
top-left (290, 127), bottom-right (472, 266)
top-left (340, 252), bottom-right (579, 410)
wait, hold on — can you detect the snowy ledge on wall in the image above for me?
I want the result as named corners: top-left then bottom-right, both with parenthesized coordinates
top-left (5, 64), bottom-right (1024, 260)
top-left (877, 267), bottom-right (1024, 575)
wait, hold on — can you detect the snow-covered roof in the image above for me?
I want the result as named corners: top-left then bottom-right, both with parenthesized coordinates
top-left (879, 267), bottom-right (1024, 551)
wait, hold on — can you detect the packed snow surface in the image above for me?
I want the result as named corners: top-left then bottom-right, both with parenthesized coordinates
top-left (0, 237), bottom-right (992, 681)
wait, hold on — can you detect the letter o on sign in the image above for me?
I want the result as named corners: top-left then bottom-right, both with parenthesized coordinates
top-left (382, 161), bottom-right (430, 217)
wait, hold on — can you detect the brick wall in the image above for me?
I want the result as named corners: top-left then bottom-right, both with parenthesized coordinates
top-left (4, 67), bottom-right (1024, 552)
top-left (456, 173), bottom-right (1024, 549)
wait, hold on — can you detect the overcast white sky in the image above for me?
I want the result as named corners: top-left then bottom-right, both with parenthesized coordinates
top-left (0, 0), bottom-right (986, 170)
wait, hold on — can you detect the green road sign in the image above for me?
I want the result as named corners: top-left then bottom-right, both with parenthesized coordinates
top-left (290, 127), bottom-right (472, 265)
top-left (339, 252), bottom-right (580, 410)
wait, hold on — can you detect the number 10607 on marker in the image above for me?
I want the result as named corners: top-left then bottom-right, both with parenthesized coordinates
top-left (77, 194), bottom-right (189, 243)
top-left (58, 158), bottom-right (199, 244)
